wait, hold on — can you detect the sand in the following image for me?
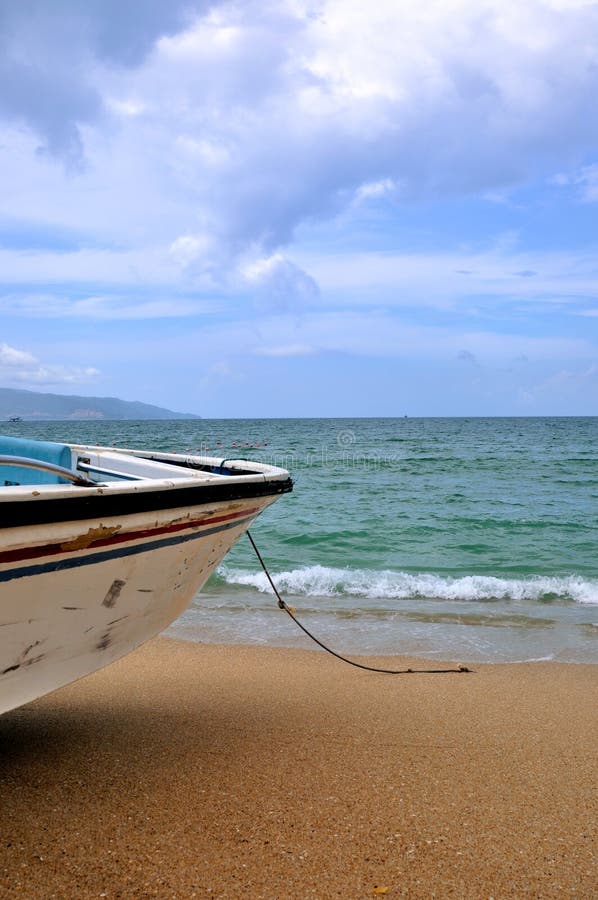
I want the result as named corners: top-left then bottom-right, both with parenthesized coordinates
top-left (0, 637), bottom-right (596, 898)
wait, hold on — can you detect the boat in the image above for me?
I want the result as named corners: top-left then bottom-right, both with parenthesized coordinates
top-left (0, 435), bottom-right (292, 715)
top-left (8, 416), bottom-right (22, 422)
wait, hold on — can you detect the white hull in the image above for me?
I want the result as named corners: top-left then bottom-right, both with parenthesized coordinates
top-left (0, 441), bottom-right (291, 714)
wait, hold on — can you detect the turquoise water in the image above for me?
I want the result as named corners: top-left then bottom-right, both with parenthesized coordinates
top-left (4, 417), bottom-right (597, 663)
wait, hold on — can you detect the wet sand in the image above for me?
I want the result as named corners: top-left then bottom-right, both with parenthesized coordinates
top-left (0, 637), bottom-right (596, 898)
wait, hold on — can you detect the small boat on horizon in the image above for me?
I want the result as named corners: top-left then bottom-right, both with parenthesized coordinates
top-left (0, 435), bottom-right (292, 715)
top-left (8, 416), bottom-right (22, 422)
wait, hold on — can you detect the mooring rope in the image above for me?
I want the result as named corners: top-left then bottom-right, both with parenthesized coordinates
top-left (246, 531), bottom-right (471, 675)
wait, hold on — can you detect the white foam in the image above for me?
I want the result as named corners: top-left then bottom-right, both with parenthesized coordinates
top-left (218, 565), bottom-right (598, 605)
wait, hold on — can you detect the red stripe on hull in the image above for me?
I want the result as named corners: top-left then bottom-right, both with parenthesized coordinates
top-left (0, 504), bottom-right (261, 567)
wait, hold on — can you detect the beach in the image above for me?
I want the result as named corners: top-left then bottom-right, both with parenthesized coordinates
top-left (0, 638), bottom-right (596, 898)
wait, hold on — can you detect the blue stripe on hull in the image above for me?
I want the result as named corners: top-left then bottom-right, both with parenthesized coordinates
top-left (0, 514), bottom-right (254, 584)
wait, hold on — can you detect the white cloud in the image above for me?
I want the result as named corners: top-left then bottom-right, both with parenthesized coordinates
top-left (0, 343), bottom-right (100, 386)
top-left (0, 343), bottom-right (37, 368)
top-left (187, 310), bottom-right (591, 363)
top-left (168, 233), bottom-right (228, 284)
top-left (255, 343), bottom-right (314, 357)
top-left (2, 0), bottom-right (598, 290)
top-left (0, 292), bottom-right (215, 320)
top-left (106, 98), bottom-right (147, 118)
top-left (198, 358), bottom-right (243, 391)
top-left (550, 162), bottom-right (598, 201)
top-left (64, 295), bottom-right (211, 320)
top-left (520, 361), bottom-right (598, 406)
top-left (242, 253), bottom-right (319, 310)
top-left (0, 245), bottom-right (178, 286)
top-left (295, 244), bottom-right (598, 311)
top-left (0, 0), bottom-right (207, 164)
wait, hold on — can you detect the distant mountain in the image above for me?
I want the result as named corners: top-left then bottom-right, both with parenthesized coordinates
top-left (0, 387), bottom-right (199, 420)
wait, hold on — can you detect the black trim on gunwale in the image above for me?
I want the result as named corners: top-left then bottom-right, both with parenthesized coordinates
top-left (0, 476), bottom-right (292, 529)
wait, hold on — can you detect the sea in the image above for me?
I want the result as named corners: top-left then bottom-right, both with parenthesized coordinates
top-left (5, 417), bottom-right (598, 664)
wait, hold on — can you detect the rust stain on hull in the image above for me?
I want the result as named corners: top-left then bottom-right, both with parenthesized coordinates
top-left (60, 524), bottom-right (121, 552)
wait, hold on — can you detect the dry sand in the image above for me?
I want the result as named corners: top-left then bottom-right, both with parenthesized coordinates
top-left (0, 637), bottom-right (596, 898)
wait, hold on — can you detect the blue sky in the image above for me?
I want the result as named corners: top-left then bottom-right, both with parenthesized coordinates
top-left (1, 0), bottom-right (598, 417)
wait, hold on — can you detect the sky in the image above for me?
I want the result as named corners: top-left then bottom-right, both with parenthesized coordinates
top-left (1, 0), bottom-right (598, 417)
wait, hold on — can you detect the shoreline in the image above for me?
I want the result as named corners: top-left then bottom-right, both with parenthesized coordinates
top-left (168, 625), bottom-right (598, 666)
top-left (1, 637), bottom-right (596, 898)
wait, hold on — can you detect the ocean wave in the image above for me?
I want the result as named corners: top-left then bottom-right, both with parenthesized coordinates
top-left (217, 565), bottom-right (598, 605)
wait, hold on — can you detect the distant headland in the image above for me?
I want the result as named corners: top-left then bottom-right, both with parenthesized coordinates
top-left (0, 387), bottom-right (199, 421)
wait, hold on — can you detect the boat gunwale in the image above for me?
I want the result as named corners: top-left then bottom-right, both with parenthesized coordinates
top-left (0, 476), bottom-right (291, 524)
top-left (0, 446), bottom-right (292, 528)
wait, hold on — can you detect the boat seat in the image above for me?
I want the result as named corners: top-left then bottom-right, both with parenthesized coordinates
top-left (0, 435), bottom-right (73, 485)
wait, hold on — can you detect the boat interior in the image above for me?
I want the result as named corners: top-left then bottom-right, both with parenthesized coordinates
top-left (0, 435), bottom-right (263, 487)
